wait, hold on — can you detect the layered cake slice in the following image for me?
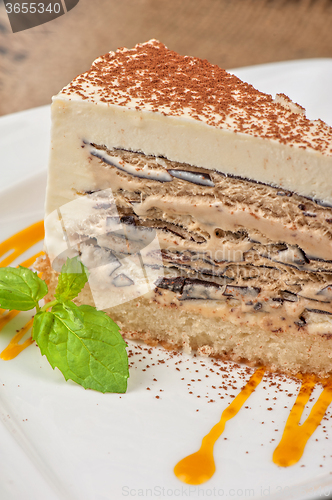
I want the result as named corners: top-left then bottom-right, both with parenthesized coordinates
top-left (40, 40), bottom-right (332, 376)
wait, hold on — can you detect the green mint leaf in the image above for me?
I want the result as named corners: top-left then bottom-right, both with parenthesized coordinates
top-left (77, 304), bottom-right (129, 392)
top-left (0, 266), bottom-right (48, 311)
top-left (33, 302), bottom-right (128, 393)
top-left (55, 257), bottom-right (89, 302)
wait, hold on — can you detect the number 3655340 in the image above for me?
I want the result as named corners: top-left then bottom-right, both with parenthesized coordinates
top-left (5, 3), bottom-right (61, 14)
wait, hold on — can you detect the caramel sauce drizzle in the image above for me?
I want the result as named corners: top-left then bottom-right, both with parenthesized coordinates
top-left (273, 375), bottom-right (332, 467)
top-left (0, 221), bottom-right (44, 360)
top-left (0, 221), bottom-right (44, 268)
top-left (175, 369), bottom-right (332, 483)
top-left (1, 318), bottom-right (35, 360)
top-left (174, 367), bottom-right (265, 484)
top-left (0, 310), bottom-right (20, 329)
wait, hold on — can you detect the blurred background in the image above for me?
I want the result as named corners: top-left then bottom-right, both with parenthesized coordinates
top-left (0, 0), bottom-right (332, 116)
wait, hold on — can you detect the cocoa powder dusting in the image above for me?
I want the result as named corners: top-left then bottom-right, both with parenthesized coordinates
top-left (63, 40), bottom-right (332, 155)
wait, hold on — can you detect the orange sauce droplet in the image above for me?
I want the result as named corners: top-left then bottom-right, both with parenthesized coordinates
top-left (273, 375), bottom-right (332, 467)
top-left (0, 221), bottom-right (44, 267)
top-left (0, 310), bottom-right (20, 329)
top-left (174, 367), bottom-right (265, 484)
top-left (1, 318), bottom-right (34, 360)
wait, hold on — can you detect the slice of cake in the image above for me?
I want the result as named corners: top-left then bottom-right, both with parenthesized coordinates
top-left (40, 40), bottom-right (332, 376)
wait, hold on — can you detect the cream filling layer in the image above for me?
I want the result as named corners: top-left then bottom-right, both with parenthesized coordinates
top-left (131, 194), bottom-right (332, 261)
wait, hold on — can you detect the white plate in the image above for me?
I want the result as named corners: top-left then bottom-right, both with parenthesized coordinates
top-left (1, 59), bottom-right (332, 500)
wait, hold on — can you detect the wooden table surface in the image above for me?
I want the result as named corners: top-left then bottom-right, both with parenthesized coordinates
top-left (0, 0), bottom-right (332, 117)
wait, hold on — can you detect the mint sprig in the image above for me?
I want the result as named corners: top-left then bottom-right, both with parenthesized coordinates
top-left (0, 258), bottom-right (129, 393)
